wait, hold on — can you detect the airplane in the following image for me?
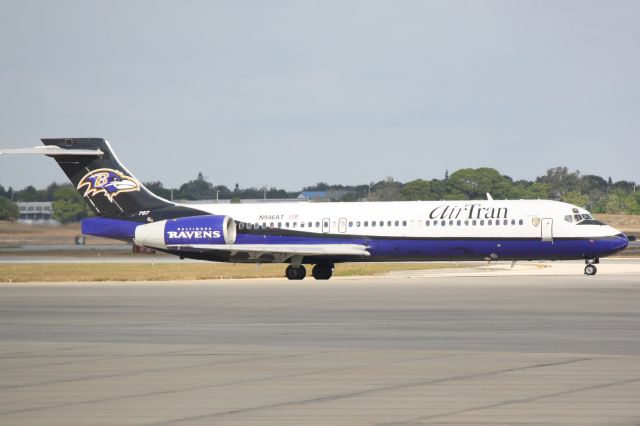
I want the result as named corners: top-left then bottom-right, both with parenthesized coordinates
top-left (0, 138), bottom-right (629, 279)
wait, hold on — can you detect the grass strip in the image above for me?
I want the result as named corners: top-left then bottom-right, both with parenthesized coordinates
top-left (0, 262), bottom-right (454, 283)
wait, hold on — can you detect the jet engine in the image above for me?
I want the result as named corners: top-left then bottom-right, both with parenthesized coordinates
top-left (134, 215), bottom-right (236, 249)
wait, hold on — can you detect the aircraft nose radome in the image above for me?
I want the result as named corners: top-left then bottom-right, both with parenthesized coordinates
top-left (612, 232), bottom-right (629, 252)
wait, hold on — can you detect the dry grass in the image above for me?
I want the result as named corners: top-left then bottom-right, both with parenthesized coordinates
top-left (0, 262), bottom-right (453, 283)
top-left (594, 214), bottom-right (640, 233)
top-left (0, 221), bottom-right (122, 246)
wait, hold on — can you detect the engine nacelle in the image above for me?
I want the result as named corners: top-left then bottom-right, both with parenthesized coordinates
top-left (134, 215), bottom-right (236, 249)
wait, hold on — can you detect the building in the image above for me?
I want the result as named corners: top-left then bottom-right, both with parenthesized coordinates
top-left (16, 201), bottom-right (58, 224)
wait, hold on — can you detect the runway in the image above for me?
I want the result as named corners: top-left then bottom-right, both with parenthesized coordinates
top-left (1, 274), bottom-right (640, 425)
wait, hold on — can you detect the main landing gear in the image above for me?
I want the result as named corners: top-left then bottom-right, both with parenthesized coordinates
top-left (285, 265), bottom-right (306, 280)
top-left (285, 264), bottom-right (334, 280)
top-left (584, 258), bottom-right (599, 276)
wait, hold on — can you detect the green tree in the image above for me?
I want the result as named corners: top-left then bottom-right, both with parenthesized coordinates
top-left (369, 177), bottom-right (402, 201)
top-left (401, 179), bottom-right (446, 201)
top-left (446, 168), bottom-right (512, 199)
top-left (177, 173), bottom-right (215, 200)
top-left (604, 189), bottom-right (639, 214)
top-left (144, 181), bottom-right (172, 200)
top-left (52, 187), bottom-right (89, 224)
top-left (561, 191), bottom-right (589, 208)
top-left (537, 167), bottom-right (581, 199)
top-left (0, 196), bottom-right (19, 220)
top-left (16, 185), bottom-right (39, 201)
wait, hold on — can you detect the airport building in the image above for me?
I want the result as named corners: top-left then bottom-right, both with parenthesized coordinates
top-left (16, 201), bottom-right (58, 224)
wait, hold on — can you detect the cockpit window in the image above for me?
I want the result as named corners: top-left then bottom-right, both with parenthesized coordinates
top-left (570, 212), bottom-right (597, 224)
top-left (577, 219), bottom-right (605, 226)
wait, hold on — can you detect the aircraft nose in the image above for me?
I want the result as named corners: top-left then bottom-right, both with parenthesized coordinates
top-left (612, 232), bottom-right (629, 252)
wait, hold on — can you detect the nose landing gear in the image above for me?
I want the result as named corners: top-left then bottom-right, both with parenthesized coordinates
top-left (584, 258), bottom-right (599, 276)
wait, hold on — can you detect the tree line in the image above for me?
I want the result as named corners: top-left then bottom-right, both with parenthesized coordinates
top-left (1, 166), bottom-right (639, 222)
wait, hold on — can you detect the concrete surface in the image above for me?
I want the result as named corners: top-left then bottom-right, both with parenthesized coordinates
top-left (1, 272), bottom-right (640, 425)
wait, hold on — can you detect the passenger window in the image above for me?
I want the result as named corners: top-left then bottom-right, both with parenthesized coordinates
top-left (278, 222), bottom-right (282, 228)
top-left (425, 220), bottom-right (430, 226)
top-left (372, 221), bottom-right (376, 227)
top-left (315, 221), bottom-right (320, 228)
top-left (246, 223), bottom-right (252, 230)
top-left (293, 222), bottom-right (297, 228)
top-left (308, 222), bottom-right (312, 227)
top-left (395, 220), bottom-right (399, 226)
top-left (472, 220), bottom-right (477, 226)
top-left (503, 219), bottom-right (508, 225)
top-left (387, 221), bottom-right (391, 227)
top-left (457, 220), bottom-right (461, 226)
top-left (262, 222), bottom-right (266, 228)
top-left (323, 221), bottom-right (329, 228)
top-left (270, 222), bottom-right (274, 228)
top-left (495, 220), bottom-right (499, 226)
top-left (402, 220), bottom-right (407, 226)
top-left (519, 219), bottom-right (524, 225)
top-left (356, 221), bottom-right (361, 227)
top-left (511, 219), bottom-right (515, 225)
top-left (300, 222), bottom-right (305, 228)
top-left (348, 221), bottom-right (353, 227)
top-left (480, 220), bottom-right (484, 225)
top-left (464, 220), bottom-right (469, 226)
top-left (488, 220), bottom-right (492, 225)
top-left (286, 222), bottom-right (290, 228)
top-left (441, 220), bottom-right (446, 226)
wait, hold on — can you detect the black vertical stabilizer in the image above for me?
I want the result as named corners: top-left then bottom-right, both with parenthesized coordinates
top-left (41, 138), bottom-right (174, 216)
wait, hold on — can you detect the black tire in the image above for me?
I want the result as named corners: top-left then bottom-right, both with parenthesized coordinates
top-left (285, 265), bottom-right (306, 280)
top-left (584, 264), bottom-right (597, 276)
top-left (312, 264), bottom-right (333, 280)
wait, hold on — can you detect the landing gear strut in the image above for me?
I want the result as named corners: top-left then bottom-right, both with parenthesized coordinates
top-left (584, 258), bottom-right (598, 276)
top-left (285, 265), bottom-right (306, 280)
top-left (312, 264), bottom-right (333, 280)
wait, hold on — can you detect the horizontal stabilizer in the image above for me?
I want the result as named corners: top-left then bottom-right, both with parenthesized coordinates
top-left (0, 146), bottom-right (104, 156)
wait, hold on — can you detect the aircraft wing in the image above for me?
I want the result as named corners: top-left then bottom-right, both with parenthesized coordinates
top-left (166, 243), bottom-right (370, 261)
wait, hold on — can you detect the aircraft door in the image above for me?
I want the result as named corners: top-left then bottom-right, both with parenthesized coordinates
top-left (322, 218), bottom-right (330, 234)
top-left (541, 218), bottom-right (553, 242)
top-left (338, 218), bottom-right (347, 233)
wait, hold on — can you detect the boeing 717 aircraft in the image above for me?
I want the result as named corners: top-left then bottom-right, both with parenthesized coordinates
top-left (1, 138), bottom-right (629, 279)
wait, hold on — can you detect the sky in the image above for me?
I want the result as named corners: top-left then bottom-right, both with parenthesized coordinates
top-left (0, 0), bottom-right (639, 191)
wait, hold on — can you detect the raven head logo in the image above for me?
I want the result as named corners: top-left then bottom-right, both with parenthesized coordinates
top-left (77, 168), bottom-right (140, 202)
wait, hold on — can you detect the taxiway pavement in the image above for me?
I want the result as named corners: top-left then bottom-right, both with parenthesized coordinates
top-left (1, 272), bottom-right (639, 425)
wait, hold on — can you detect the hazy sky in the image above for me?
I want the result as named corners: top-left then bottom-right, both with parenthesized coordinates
top-left (1, 0), bottom-right (639, 191)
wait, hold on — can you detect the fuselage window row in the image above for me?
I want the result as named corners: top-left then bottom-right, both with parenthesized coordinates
top-left (240, 218), bottom-right (526, 230)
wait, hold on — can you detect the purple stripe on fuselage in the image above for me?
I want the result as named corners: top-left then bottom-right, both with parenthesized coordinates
top-left (234, 232), bottom-right (627, 260)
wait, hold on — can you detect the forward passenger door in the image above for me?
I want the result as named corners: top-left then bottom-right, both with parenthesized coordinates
top-left (541, 218), bottom-right (553, 242)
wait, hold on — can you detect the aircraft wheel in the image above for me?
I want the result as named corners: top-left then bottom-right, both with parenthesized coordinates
top-left (584, 264), bottom-right (597, 276)
top-left (312, 264), bottom-right (333, 280)
top-left (285, 265), bottom-right (306, 280)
